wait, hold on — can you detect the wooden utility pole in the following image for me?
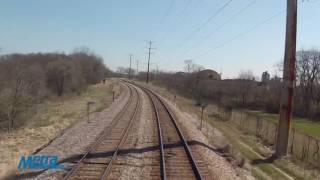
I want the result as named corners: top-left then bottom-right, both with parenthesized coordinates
top-left (146, 41), bottom-right (154, 84)
top-left (156, 65), bottom-right (159, 80)
top-left (275, 0), bottom-right (297, 157)
top-left (136, 59), bottom-right (139, 76)
top-left (129, 54), bottom-right (133, 79)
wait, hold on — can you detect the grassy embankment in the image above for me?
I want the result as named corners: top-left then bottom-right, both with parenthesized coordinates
top-left (0, 80), bottom-right (120, 178)
top-left (245, 110), bottom-right (320, 139)
top-left (146, 81), bottom-right (320, 180)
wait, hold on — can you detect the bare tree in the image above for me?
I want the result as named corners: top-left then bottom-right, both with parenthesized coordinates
top-left (0, 59), bottom-right (45, 131)
top-left (237, 70), bottom-right (255, 106)
top-left (0, 51), bottom-right (111, 131)
top-left (46, 59), bottom-right (76, 96)
top-left (184, 60), bottom-right (204, 73)
top-left (295, 49), bottom-right (320, 117)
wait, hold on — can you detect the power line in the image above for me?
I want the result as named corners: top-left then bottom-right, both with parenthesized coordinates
top-left (129, 54), bottom-right (133, 79)
top-left (192, 0), bottom-right (317, 58)
top-left (181, 0), bottom-right (257, 56)
top-left (194, 9), bottom-right (286, 59)
top-left (146, 40), bottom-right (156, 83)
top-left (181, 0), bottom-right (234, 44)
top-left (156, 0), bottom-right (194, 42)
top-left (160, 0), bottom-right (175, 24)
top-left (136, 59), bottom-right (139, 75)
top-left (152, 0), bottom-right (175, 39)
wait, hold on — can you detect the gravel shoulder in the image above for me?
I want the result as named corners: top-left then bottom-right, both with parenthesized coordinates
top-left (145, 83), bottom-right (254, 180)
top-left (7, 81), bottom-right (130, 180)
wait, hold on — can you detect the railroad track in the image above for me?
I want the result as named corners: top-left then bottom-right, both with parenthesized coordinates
top-left (64, 80), bottom-right (205, 180)
top-left (129, 82), bottom-right (203, 180)
top-left (63, 82), bottom-right (141, 180)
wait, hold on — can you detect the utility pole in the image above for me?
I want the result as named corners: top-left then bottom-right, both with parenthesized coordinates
top-left (156, 65), bottom-right (159, 80)
top-left (275, 0), bottom-right (297, 157)
top-left (136, 60), bottom-right (139, 76)
top-left (129, 54), bottom-right (133, 79)
top-left (146, 40), bottom-right (155, 84)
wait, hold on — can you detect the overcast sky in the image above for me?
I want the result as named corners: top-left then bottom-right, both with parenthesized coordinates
top-left (0, 0), bottom-right (319, 78)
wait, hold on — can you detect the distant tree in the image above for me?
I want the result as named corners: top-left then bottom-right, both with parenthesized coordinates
top-left (261, 71), bottom-right (270, 83)
top-left (295, 49), bottom-right (320, 117)
top-left (71, 50), bottom-right (106, 84)
top-left (46, 59), bottom-right (76, 96)
top-left (116, 67), bottom-right (133, 76)
top-left (237, 70), bottom-right (255, 106)
top-left (0, 50), bottom-right (110, 131)
top-left (184, 60), bottom-right (203, 73)
top-left (0, 59), bottom-right (45, 131)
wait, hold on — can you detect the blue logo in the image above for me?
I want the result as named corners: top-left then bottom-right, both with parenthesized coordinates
top-left (18, 155), bottom-right (65, 170)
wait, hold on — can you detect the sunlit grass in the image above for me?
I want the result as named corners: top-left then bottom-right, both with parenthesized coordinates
top-left (146, 81), bottom-right (318, 180)
top-left (245, 110), bottom-right (320, 138)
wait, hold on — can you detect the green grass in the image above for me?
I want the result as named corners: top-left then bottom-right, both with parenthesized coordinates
top-left (145, 82), bottom-right (292, 179)
top-left (245, 110), bottom-right (320, 138)
top-left (206, 119), bottom-right (300, 180)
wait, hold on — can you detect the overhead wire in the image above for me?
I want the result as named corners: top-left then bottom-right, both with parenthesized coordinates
top-left (193, 9), bottom-right (286, 59)
top-left (156, 0), bottom-right (194, 42)
top-left (180, 0), bottom-right (257, 56)
top-left (191, 0), bottom-right (318, 59)
top-left (180, 0), bottom-right (234, 45)
top-left (152, 0), bottom-right (176, 39)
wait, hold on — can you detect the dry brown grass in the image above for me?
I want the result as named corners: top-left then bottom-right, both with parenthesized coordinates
top-left (0, 79), bottom-right (120, 178)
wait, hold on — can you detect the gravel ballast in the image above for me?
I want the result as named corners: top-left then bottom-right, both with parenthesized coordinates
top-left (18, 82), bottom-right (130, 180)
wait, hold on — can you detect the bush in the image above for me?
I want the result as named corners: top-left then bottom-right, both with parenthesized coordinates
top-left (0, 49), bottom-right (112, 130)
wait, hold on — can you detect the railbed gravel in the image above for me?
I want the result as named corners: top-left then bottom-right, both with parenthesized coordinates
top-left (18, 81), bottom-right (254, 180)
top-left (108, 86), bottom-right (160, 180)
top-left (160, 96), bottom-right (254, 180)
top-left (19, 82), bottom-right (129, 180)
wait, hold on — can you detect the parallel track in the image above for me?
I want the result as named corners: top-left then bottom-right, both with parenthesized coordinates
top-left (129, 82), bottom-right (203, 180)
top-left (63, 82), bottom-right (140, 180)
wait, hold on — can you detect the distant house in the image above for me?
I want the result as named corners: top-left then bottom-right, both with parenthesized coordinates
top-left (198, 69), bottom-right (221, 80)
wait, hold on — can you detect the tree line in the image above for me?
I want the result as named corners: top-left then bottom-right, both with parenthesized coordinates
top-left (137, 48), bottom-right (320, 121)
top-left (0, 49), bottom-right (111, 131)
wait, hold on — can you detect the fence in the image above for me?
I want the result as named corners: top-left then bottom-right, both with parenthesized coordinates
top-left (208, 104), bottom-right (320, 168)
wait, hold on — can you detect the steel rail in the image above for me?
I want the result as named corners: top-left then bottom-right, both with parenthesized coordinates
top-left (63, 82), bottom-right (137, 180)
top-left (143, 86), bottom-right (167, 180)
top-left (151, 89), bottom-right (203, 180)
top-left (128, 81), bottom-right (203, 180)
top-left (100, 83), bottom-right (141, 179)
